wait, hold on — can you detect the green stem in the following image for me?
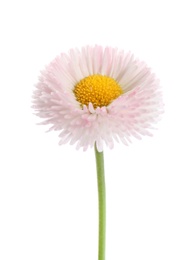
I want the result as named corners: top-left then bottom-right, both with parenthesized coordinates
top-left (94, 144), bottom-right (106, 260)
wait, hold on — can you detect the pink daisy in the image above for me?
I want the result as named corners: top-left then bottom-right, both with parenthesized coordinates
top-left (32, 45), bottom-right (163, 152)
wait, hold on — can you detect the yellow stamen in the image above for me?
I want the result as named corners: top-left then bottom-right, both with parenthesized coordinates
top-left (74, 74), bottom-right (123, 108)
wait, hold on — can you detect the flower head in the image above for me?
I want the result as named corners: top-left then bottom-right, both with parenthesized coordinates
top-left (32, 45), bottom-right (163, 151)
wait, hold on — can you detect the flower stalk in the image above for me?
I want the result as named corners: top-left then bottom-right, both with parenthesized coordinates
top-left (94, 144), bottom-right (106, 260)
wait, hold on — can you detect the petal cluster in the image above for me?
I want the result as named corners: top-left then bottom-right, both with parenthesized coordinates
top-left (32, 45), bottom-right (163, 151)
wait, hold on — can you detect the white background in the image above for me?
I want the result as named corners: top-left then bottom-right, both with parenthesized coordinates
top-left (0, 0), bottom-right (196, 259)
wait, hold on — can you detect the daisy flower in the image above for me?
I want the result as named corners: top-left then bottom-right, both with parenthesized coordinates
top-left (32, 45), bottom-right (163, 152)
top-left (32, 45), bottom-right (164, 260)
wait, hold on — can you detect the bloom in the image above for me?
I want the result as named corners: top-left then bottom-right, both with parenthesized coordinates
top-left (32, 45), bottom-right (163, 151)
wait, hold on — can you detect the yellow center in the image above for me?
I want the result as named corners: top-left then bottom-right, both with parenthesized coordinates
top-left (73, 74), bottom-right (123, 108)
